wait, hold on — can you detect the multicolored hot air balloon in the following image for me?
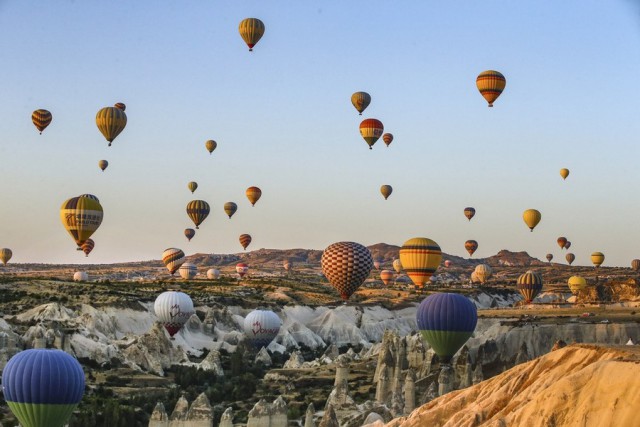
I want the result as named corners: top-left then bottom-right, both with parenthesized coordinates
top-left (517, 271), bottom-right (543, 303)
top-left (81, 239), bottom-right (94, 257)
top-left (465, 240), bottom-right (478, 257)
top-left (351, 92), bottom-right (371, 115)
top-left (154, 291), bottom-right (195, 337)
top-left (382, 133), bottom-right (393, 147)
top-left (566, 253), bottom-right (575, 265)
top-left (565, 241), bottom-right (572, 250)
top-left (114, 102), bottom-right (126, 111)
top-left (523, 209), bottom-right (542, 232)
top-left (632, 259), bottom-right (640, 272)
top-left (205, 140), bottom-right (217, 154)
top-left (73, 271), bottom-right (88, 282)
top-left (96, 106), bottom-right (127, 146)
top-left (546, 253), bottom-right (553, 263)
top-left (184, 228), bottom-right (195, 241)
top-left (246, 186), bottom-right (262, 206)
top-left (321, 241), bottom-right (373, 301)
top-left (188, 181), bottom-right (198, 194)
top-left (359, 118), bottom-right (384, 149)
top-left (399, 237), bottom-right (442, 290)
top-left (60, 195), bottom-right (103, 250)
top-left (393, 259), bottom-right (402, 273)
top-left (557, 237), bottom-right (567, 249)
top-left (186, 200), bottom-right (210, 229)
top-left (380, 270), bottom-right (394, 285)
top-left (162, 248), bottom-right (185, 275)
top-left (0, 248), bottom-right (12, 265)
top-left (568, 276), bottom-right (587, 294)
top-left (207, 268), bottom-right (220, 279)
top-left (236, 262), bottom-right (249, 278)
top-left (2, 349), bottom-right (85, 427)
top-left (179, 262), bottom-right (197, 280)
top-left (239, 18), bottom-right (265, 51)
top-left (98, 160), bottom-right (108, 171)
top-left (244, 309), bottom-right (282, 349)
top-left (476, 70), bottom-right (506, 107)
top-left (416, 293), bottom-right (477, 364)
top-left (224, 202), bottom-right (238, 218)
top-left (473, 264), bottom-right (492, 284)
top-left (239, 234), bottom-right (252, 250)
top-left (560, 168), bottom-right (570, 180)
top-left (464, 207), bottom-right (476, 221)
top-left (380, 185), bottom-right (393, 200)
top-left (31, 109), bottom-right (52, 134)
top-left (591, 252), bottom-right (605, 268)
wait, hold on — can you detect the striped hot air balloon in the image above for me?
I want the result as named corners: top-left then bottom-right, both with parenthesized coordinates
top-left (416, 293), bottom-right (477, 364)
top-left (0, 248), bottom-right (12, 265)
top-left (557, 237), bottom-right (567, 249)
top-left (632, 259), bottom-right (640, 271)
top-left (392, 259), bottom-right (402, 273)
top-left (380, 185), bottom-right (393, 200)
top-left (473, 264), bottom-right (492, 284)
top-left (359, 118), bottom-right (384, 149)
top-left (380, 270), bottom-right (394, 285)
top-left (205, 139), bottom-right (217, 154)
top-left (98, 160), bottom-right (108, 171)
top-left (522, 209), bottom-right (542, 232)
top-left (178, 262), bottom-right (197, 280)
top-left (239, 18), bottom-right (265, 51)
top-left (162, 248), bottom-right (185, 275)
top-left (224, 202), bottom-right (238, 219)
top-left (114, 102), bottom-right (126, 111)
top-left (476, 70), bottom-right (506, 107)
top-left (568, 276), bottom-right (588, 294)
top-left (186, 200), bottom-right (210, 229)
top-left (382, 133), bottom-right (393, 147)
top-left (464, 240), bottom-right (478, 257)
top-left (591, 252), bottom-right (605, 268)
top-left (184, 228), bottom-right (195, 241)
top-left (2, 349), bottom-right (85, 427)
top-left (95, 106), bottom-right (127, 146)
top-left (464, 207), bottom-right (476, 221)
top-left (207, 268), bottom-right (220, 279)
top-left (546, 253), bottom-right (553, 263)
top-left (517, 271), bottom-right (543, 303)
top-left (321, 241), bottom-right (373, 301)
top-left (246, 186), bottom-right (262, 206)
top-left (81, 239), bottom-right (94, 257)
top-left (351, 91), bottom-right (371, 115)
top-left (154, 291), bottom-right (194, 337)
top-left (565, 253), bottom-right (575, 265)
top-left (60, 195), bottom-right (103, 250)
top-left (236, 262), bottom-right (249, 278)
top-left (31, 109), bottom-right (52, 134)
top-left (187, 181), bottom-right (198, 194)
top-left (239, 234), bottom-right (252, 250)
top-left (399, 237), bottom-right (442, 290)
top-left (243, 309), bottom-right (282, 349)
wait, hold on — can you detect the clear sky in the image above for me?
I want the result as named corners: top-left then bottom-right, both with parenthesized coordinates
top-left (1, 1), bottom-right (640, 266)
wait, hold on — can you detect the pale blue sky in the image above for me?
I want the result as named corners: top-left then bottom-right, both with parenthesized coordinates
top-left (1, 1), bottom-right (639, 266)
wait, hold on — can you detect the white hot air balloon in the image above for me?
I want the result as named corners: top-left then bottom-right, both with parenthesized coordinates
top-left (73, 271), bottom-right (88, 282)
top-left (243, 309), bottom-right (282, 349)
top-left (179, 262), bottom-right (197, 280)
top-left (207, 268), bottom-right (220, 280)
top-left (154, 291), bottom-right (195, 338)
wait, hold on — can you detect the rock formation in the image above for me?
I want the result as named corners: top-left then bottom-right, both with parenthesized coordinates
top-left (199, 350), bottom-right (224, 376)
top-left (219, 407), bottom-right (234, 427)
top-left (247, 397), bottom-right (288, 427)
top-left (304, 403), bottom-right (315, 427)
top-left (326, 378), bottom-right (354, 409)
top-left (283, 350), bottom-right (305, 368)
top-left (149, 402), bottom-right (169, 427)
top-left (334, 354), bottom-right (350, 385)
top-left (403, 369), bottom-right (416, 414)
top-left (255, 347), bottom-right (272, 367)
top-left (186, 393), bottom-right (213, 425)
top-left (438, 365), bottom-right (454, 396)
top-left (318, 403), bottom-right (339, 427)
top-left (169, 395), bottom-right (190, 421)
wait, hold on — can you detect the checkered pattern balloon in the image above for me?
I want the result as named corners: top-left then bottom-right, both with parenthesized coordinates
top-left (321, 241), bottom-right (373, 301)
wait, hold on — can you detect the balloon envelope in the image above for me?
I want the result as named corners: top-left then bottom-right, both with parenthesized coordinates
top-left (473, 264), bottom-right (492, 284)
top-left (464, 240), bottom-right (478, 257)
top-left (184, 228), bottom-right (195, 241)
top-left (239, 234), bottom-right (252, 250)
top-left (73, 271), bottom-right (88, 282)
top-left (476, 70), bottom-right (506, 107)
top-left (205, 139), bottom-right (217, 154)
top-left (517, 271), bottom-right (543, 303)
top-left (154, 291), bottom-right (195, 337)
top-left (95, 106), bottom-right (127, 146)
top-left (207, 268), bottom-right (220, 279)
top-left (321, 241), bottom-right (373, 301)
top-left (188, 181), bottom-right (198, 194)
top-left (463, 207), bottom-right (476, 221)
top-left (380, 270), bottom-right (394, 285)
top-left (0, 248), bottom-right (13, 265)
top-left (565, 253), bottom-right (575, 265)
top-left (399, 237), bottom-right (442, 290)
top-left (568, 276), bottom-right (588, 294)
top-left (60, 196), bottom-right (103, 249)
top-left (591, 252), bottom-right (605, 267)
top-left (522, 209), bottom-right (541, 231)
top-left (162, 248), bottom-right (185, 275)
top-left (224, 202), bottom-right (238, 218)
top-left (382, 133), bottom-right (393, 147)
top-left (31, 109), bottom-right (52, 134)
top-left (560, 168), bottom-right (570, 180)
top-left (98, 160), bottom-right (108, 171)
top-left (243, 309), bottom-right (282, 349)
top-left (186, 200), bottom-right (210, 229)
top-left (239, 18), bottom-right (265, 51)
top-left (246, 186), bottom-right (262, 206)
top-left (632, 259), bottom-right (640, 271)
top-left (557, 237), bottom-right (567, 249)
top-left (179, 262), bottom-right (197, 280)
top-left (351, 91), bottom-right (371, 115)
top-left (546, 254), bottom-right (553, 262)
top-left (236, 262), bottom-right (249, 278)
top-left (81, 239), bottom-right (94, 257)
top-left (392, 259), bottom-right (402, 273)
top-left (359, 118), bottom-right (384, 149)
top-left (380, 185), bottom-right (393, 200)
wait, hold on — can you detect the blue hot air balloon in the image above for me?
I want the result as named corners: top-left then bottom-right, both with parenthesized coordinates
top-left (2, 349), bottom-right (85, 427)
top-left (416, 293), bottom-right (477, 364)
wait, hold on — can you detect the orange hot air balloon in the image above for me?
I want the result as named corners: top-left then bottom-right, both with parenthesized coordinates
top-left (81, 239), bottom-right (94, 257)
top-left (239, 234), bottom-right (252, 250)
top-left (560, 168), bottom-right (569, 180)
top-left (465, 240), bottom-right (478, 257)
top-left (380, 270), bottom-right (394, 285)
top-left (464, 207), bottom-right (476, 221)
top-left (246, 186), bottom-right (262, 206)
top-left (239, 18), bottom-right (265, 51)
top-left (557, 237), bottom-right (567, 249)
top-left (476, 70), bottom-right (506, 107)
top-left (382, 133), bottom-right (393, 147)
top-left (359, 118), bottom-right (384, 149)
top-left (32, 109), bottom-right (52, 134)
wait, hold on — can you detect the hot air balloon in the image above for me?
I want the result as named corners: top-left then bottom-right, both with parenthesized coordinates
top-left (399, 237), bottom-right (442, 291)
top-left (2, 349), bottom-right (85, 427)
top-left (517, 271), bottom-right (543, 303)
top-left (564, 241), bottom-right (571, 250)
top-left (373, 260), bottom-right (382, 270)
top-left (382, 133), bottom-right (393, 147)
top-left (566, 253), bottom-right (575, 265)
top-left (96, 106), bottom-right (127, 146)
top-left (184, 228), bottom-right (195, 241)
top-left (416, 293), bottom-right (477, 364)
top-left (560, 168), bottom-right (570, 180)
top-left (179, 262), bottom-right (197, 280)
top-left (186, 200), bottom-right (210, 229)
top-left (557, 237), bottom-right (567, 249)
top-left (632, 259), bottom-right (640, 271)
top-left (243, 309), bottom-right (281, 349)
top-left (351, 92), bottom-right (371, 115)
top-left (98, 160), bottom-right (108, 171)
top-left (321, 241), bottom-right (373, 301)
top-left (444, 260), bottom-right (452, 268)
top-left (546, 253), bottom-right (553, 263)
top-left (283, 260), bottom-right (292, 271)
top-left (154, 291), bottom-right (195, 337)
top-left (380, 185), bottom-right (393, 200)
top-left (205, 139), bottom-right (217, 154)
top-left (246, 186), bottom-right (262, 206)
top-left (591, 252), bottom-right (605, 268)
top-left (114, 102), bottom-right (126, 111)
top-left (60, 195), bottom-right (103, 249)
top-left (207, 268), bottom-right (221, 279)
top-left (522, 209), bottom-right (541, 231)
top-left (465, 240), bottom-right (478, 257)
top-left (73, 271), bottom-right (88, 282)
top-left (162, 248), bottom-right (185, 275)
top-left (473, 264), bottom-right (492, 284)
top-left (78, 193), bottom-right (99, 202)
top-left (236, 262), bottom-right (249, 278)
top-left (393, 259), bottom-right (402, 273)
top-left (470, 271), bottom-right (480, 284)
top-left (568, 276), bottom-right (587, 294)
top-left (380, 270), bottom-right (394, 285)
top-left (476, 70), bottom-right (506, 107)
top-left (32, 109), bottom-right (52, 134)
top-left (0, 248), bottom-right (12, 265)
top-left (224, 202), bottom-right (238, 219)
top-left (188, 181), bottom-right (198, 194)
top-left (239, 234), bottom-right (252, 250)
top-left (81, 239), bottom-right (94, 257)
top-left (239, 18), bottom-right (265, 51)
top-left (464, 207), bottom-right (476, 221)
top-left (359, 118), bottom-right (384, 149)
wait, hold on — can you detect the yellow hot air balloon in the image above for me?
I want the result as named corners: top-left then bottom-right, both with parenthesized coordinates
top-left (96, 106), bottom-right (127, 146)
top-left (473, 264), bottom-right (492, 284)
top-left (351, 92), bottom-right (371, 115)
top-left (591, 252), bottom-right (605, 268)
top-left (239, 18), bottom-right (265, 51)
top-left (380, 185), bottom-right (393, 200)
top-left (98, 160), bottom-right (108, 172)
top-left (517, 271), bottom-right (543, 303)
top-left (392, 259), bottom-right (402, 274)
top-left (60, 195), bottom-right (103, 249)
top-left (186, 200), bottom-right (210, 229)
top-left (224, 202), bottom-right (237, 219)
top-left (246, 186), bottom-right (262, 206)
top-left (476, 70), bottom-right (506, 107)
top-left (0, 248), bottom-right (12, 265)
top-left (568, 276), bottom-right (587, 294)
top-left (522, 209), bottom-right (541, 232)
top-left (560, 168), bottom-right (570, 180)
top-left (31, 109), bottom-right (52, 134)
top-left (205, 140), bottom-right (217, 154)
top-left (399, 237), bottom-right (442, 290)
top-left (188, 181), bottom-right (198, 194)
